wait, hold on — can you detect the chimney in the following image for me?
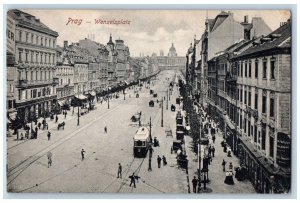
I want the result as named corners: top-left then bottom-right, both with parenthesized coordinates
top-left (64, 41), bottom-right (68, 49)
top-left (244, 15), bottom-right (249, 23)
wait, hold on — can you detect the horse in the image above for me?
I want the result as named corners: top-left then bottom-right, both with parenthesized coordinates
top-left (57, 122), bottom-right (65, 130)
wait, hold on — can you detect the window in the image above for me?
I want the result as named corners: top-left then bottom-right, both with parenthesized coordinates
top-left (45, 38), bottom-right (48, 47)
top-left (53, 40), bottom-right (55, 48)
top-left (240, 62), bottom-right (243, 77)
top-left (40, 71), bottom-right (43, 81)
top-left (263, 60), bottom-right (267, 79)
top-left (25, 52), bottom-right (28, 63)
top-left (262, 95), bottom-right (266, 113)
top-left (18, 51), bottom-right (22, 62)
top-left (248, 121), bottom-right (251, 137)
top-left (49, 39), bottom-right (52, 47)
top-left (36, 71), bottom-right (38, 80)
top-left (31, 51), bottom-right (33, 62)
top-left (31, 34), bottom-right (34, 43)
top-left (31, 71), bottom-right (33, 81)
top-left (255, 60), bottom-right (258, 78)
top-left (269, 134), bottom-right (274, 158)
top-left (249, 62), bottom-right (252, 78)
top-left (25, 32), bottom-right (28, 43)
top-left (248, 92), bottom-right (251, 107)
top-left (254, 125), bottom-right (257, 143)
top-left (33, 89), bottom-right (37, 98)
top-left (271, 60), bottom-right (276, 79)
top-left (41, 37), bottom-right (43, 46)
top-left (44, 54), bottom-right (47, 63)
top-left (255, 93), bottom-right (258, 109)
top-left (244, 90), bottom-right (247, 105)
top-left (36, 36), bottom-right (39, 44)
top-left (261, 125), bottom-right (266, 150)
top-left (244, 118), bottom-right (247, 133)
top-left (40, 53), bottom-right (43, 63)
top-left (270, 97), bottom-right (275, 117)
top-left (240, 89), bottom-right (243, 102)
top-left (49, 55), bottom-right (51, 64)
top-left (245, 62), bottom-right (247, 77)
top-left (19, 31), bottom-right (22, 41)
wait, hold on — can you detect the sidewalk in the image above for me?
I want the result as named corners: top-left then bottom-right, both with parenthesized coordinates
top-left (185, 120), bottom-right (256, 193)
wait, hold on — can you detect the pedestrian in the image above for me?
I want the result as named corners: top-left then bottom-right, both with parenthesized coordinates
top-left (65, 111), bottom-right (67, 118)
top-left (48, 157), bottom-right (52, 168)
top-left (222, 159), bottom-right (227, 172)
top-left (47, 131), bottom-right (51, 141)
top-left (129, 173), bottom-right (137, 188)
top-left (229, 162), bottom-right (233, 171)
top-left (192, 176), bottom-right (198, 193)
top-left (211, 146), bottom-right (215, 157)
top-left (148, 158), bottom-right (152, 171)
top-left (157, 155), bottom-right (162, 168)
top-left (104, 126), bottom-right (107, 133)
top-left (148, 146), bottom-right (154, 158)
top-left (38, 122), bottom-right (41, 130)
top-left (212, 135), bottom-right (216, 143)
top-left (55, 115), bottom-right (58, 123)
top-left (162, 155), bottom-right (167, 166)
top-left (81, 149), bottom-right (86, 160)
top-left (35, 126), bottom-right (38, 139)
top-left (117, 163), bottom-right (122, 178)
top-left (208, 145), bottom-right (212, 157)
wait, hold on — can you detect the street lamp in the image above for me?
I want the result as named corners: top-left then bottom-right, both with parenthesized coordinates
top-left (161, 97), bottom-right (164, 127)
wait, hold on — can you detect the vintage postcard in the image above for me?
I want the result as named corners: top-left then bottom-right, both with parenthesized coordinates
top-left (5, 9), bottom-right (291, 194)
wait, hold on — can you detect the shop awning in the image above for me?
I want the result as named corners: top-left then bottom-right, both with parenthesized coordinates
top-left (74, 94), bottom-right (87, 100)
top-left (58, 100), bottom-right (65, 106)
top-left (89, 91), bottom-right (96, 96)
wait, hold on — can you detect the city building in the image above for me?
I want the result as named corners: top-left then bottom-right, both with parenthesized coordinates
top-left (8, 9), bottom-right (59, 123)
top-left (6, 14), bottom-right (17, 126)
top-left (55, 46), bottom-right (75, 108)
top-left (155, 43), bottom-right (186, 72)
top-left (197, 11), bottom-right (272, 109)
top-left (230, 20), bottom-right (291, 193)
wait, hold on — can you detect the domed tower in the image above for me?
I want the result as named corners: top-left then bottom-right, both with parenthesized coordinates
top-left (168, 43), bottom-right (177, 57)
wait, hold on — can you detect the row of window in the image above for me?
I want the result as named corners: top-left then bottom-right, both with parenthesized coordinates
top-left (238, 87), bottom-right (275, 117)
top-left (19, 87), bottom-right (52, 101)
top-left (237, 58), bottom-right (276, 80)
top-left (20, 69), bottom-right (53, 81)
top-left (18, 30), bottom-right (56, 48)
top-left (18, 49), bottom-right (55, 65)
top-left (238, 112), bottom-right (275, 158)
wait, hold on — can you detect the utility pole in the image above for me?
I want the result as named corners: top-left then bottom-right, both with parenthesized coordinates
top-left (77, 105), bottom-right (80, 126)
top-left (149, 117), bottom-right (152, 143)
top-left (161, 97), bottom-right (164, 127)
top-left (108, 94), bottom-right (110, 109)
top-left (198, 121), bottom-right (202, 193)
top-left (166, 89), bottom-right (168, 110)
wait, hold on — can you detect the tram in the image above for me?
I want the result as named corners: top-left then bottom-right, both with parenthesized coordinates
top-left (133, 127), bottom-right (150, 157)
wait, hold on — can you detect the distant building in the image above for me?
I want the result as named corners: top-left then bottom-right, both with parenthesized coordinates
top-left (155, 43), bottom-right (186, 71)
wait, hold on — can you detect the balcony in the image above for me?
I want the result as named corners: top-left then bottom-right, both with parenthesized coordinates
top-left (17, 79), bottom-right (28, 88)
top-left (53, 77), bottom-right (59, 85)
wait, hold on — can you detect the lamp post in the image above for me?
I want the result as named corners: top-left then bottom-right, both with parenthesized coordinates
top-left (108, 94), bottom-right (110, 109)
top-left (166, 89), bottom-right (168, 110)
top-left (198, 119), bottom-right (202, 193)
top-left (161, 97), bottom-right (164, 127)
top-left (149, 116), bottom-right (152, 143)
top-left (77, 105), bottom-right (80, 126)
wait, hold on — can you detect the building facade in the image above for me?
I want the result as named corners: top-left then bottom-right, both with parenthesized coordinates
top-left (8, 9), bottom-right (59, 123)
top-left (231, 21), bottom-right (291, 193)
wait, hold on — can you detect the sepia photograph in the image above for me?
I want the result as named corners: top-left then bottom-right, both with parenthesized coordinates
top-left (5, 6), bottom-right (292, 195)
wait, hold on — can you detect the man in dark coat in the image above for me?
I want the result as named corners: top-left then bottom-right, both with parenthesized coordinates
top-left (211, 146), bottom-right (215, 157)
top-left (157, 155), bottom-right (162, 168)
top-left (129, 173), bottom-right (140, 188)
top-left (81, 149), bottom-right (86, 160)
top-left (192, 176), bottom-right (198, 193)
top-left (55, 115), bottom-right (58, 123)
top-left (117, 163), bottom-right (122, 178)
top-left (47, 131), bottom-right (51, 141)
top-left (35, 126), bottom-right (38, 139)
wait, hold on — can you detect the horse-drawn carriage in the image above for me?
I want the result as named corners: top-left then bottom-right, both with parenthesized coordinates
top-left (171, 104), bottom-right (176, 111)
top-left (149, 100), bottom-right (154, 107)
top-left (131, 113), bottom-right (141, 122)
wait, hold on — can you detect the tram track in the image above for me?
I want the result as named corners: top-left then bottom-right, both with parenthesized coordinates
top-left (7, 104), bottom-right (122, 187)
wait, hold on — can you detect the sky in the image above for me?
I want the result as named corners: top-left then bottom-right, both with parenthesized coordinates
top-left (24, 10), bottom-right (291, 57)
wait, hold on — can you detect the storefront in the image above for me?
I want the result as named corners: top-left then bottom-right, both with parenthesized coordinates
top-left (225, 116), bottom-right (238, 155)
top-left (238, 137), bottom-right (290, 193)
